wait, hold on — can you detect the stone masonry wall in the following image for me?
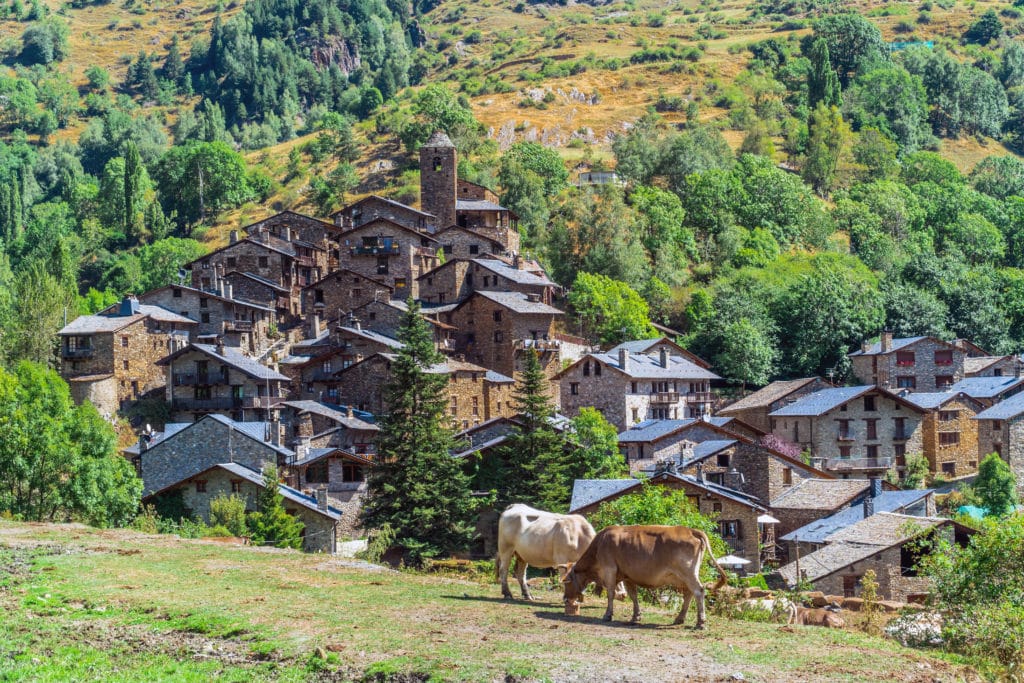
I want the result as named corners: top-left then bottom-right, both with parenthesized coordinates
top-left (191, 240), bottom-right (291, 291)
top-left (436, 227), bottom-right (504, 260)
top-left (921, 397), bottom-right (980, 478)
top-left (303, 270), bottom-right (393, 321)
top-left (851, 340), bottom-right (965, 392)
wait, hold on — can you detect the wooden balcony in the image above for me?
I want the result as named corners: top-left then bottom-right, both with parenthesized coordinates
top-left (837, 431), bottom-right (854, 442)
top-left (825, 457), bottom-right (893, 472)
top-left (294, 255), bottom-right (317, 268)
top-left (350, 243), bottom-right (399, 256)
top-left (173, 373), bottom-right (227, 386)
top-left (224, 320), bottom-right (254, 333)
top-left (687, 392), bottom-right (715, 404)
top-left (173, 395), bottom-right (284, 411)
top-left (62, 347), bottom-right (95, 358)
top-left (650, 392), bottom-right (681, 404)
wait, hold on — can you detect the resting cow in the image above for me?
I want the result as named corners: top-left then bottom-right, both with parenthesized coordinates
top-left (561, 525), bottom-right (730, 629)
top-left (497, 504), bottom-right (597, 601)
top-left (792, 606), bottom-right (845, 628)
top-left (738, 597), bottom-right (797, 624)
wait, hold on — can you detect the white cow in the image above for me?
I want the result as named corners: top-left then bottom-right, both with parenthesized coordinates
top-left (497, 504), bottom-right (597, 601)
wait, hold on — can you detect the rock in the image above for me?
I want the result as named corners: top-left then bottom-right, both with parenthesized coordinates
top-left (877, 600), bottom-right (905, 613)
top-left (743, 588), bottom-right (772, 599)
top-left (806, 591), bottom-right (827, 607)
top-left (825, 595), bottom-right (845, 606)
top-left (842, 597), bottom-right (863, 612)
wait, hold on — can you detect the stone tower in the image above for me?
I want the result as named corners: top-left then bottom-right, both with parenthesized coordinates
top-left (419, 131), bottom-right (457, 230)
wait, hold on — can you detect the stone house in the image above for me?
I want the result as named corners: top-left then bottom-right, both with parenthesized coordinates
top-left (222, 271), bottom-right (295, 325)
top-left (59, 297), bottom-right (195, 415)
top-left (618, 418), bottom-right (830, 506)
top-left (285, 326), bottom-right (403, 401)
top-left (187, 229), bottom-right (327, 295)
top-left (145, 459), bottom-right (341, 553)
top-left (903, 392), bottom-right (984, 479)
top-left (159, 342), bottom-right (290, 422)
top-left (570, 472), bottom-right (767, 573)
top-left (973, 393), bottom-right (1024, 498)
top-left (139, 284), bottom-right (277, 356)
top-left (556, 342), bottom-right (720, 431)
top-left (331, 195), bottom-right (435, 233)
top-left (332, 217), bottom-right (440, 298)
top-left (446, 290), bottom-right (565, 378)
top-left (849, 333), bottom-right (965, 392)
top-left (345, 299), bottom-right (457, 354)
top-left (947, 376), bottom-right (1024, 408)
top-left (718, 377), bottom-right (832, 434)
top-left (417, 257), bottom-right (559, 306)
top-left (777, 511), bottom-right (971, 601)
top-left (768, 479), bottom-right (874, 540)
top-left (963, 354), bottom-right (1024, 378)
top-left (434, 226), bottom-right (507, 260)
top-left (324, 353), bottom-right (515, 428)
top-left (454, 180), bottom-right (520, 254)
top-left (241, 210), bottom-right (336, 250)
top-left (285, 448), bottom-right (372, 539)
top-left (300, 269), bottom-right (394, 324)
top-left (769, 386), bottom-right (926, 479)
top-left (276, 400), bottom-right (378, 455)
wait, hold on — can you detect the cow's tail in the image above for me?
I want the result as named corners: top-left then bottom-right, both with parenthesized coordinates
top-left (697, 530), bottom-right (730, 592)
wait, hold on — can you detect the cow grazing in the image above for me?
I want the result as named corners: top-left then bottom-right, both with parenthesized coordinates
top-left (792, 606), bottom-right (845, 628)
top-left (497, 504), bottom-right (597, 601)
top-left (561, 525), bottom-right (730, 629)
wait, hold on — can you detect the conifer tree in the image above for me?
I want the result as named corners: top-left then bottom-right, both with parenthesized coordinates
top-left (123, 141), bottom-right (143, 239)
top-left (360, 299), bottom-right (476, 564)
top-left (162, 35), bottom-right (185, 88)
top-left (807, 37), bottom-right (841, 110)
top-left (247, 463), bottom-right (305, 549)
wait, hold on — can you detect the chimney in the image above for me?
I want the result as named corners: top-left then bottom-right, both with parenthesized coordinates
top-left (138, 433), bottom-right (149, 453)
top-left (119, 295), bottom-right (140, 317)
top-left (679, 440), bottom-right (695, 462)
top-left (618, 348), bottom-right (630, 373)
top-left (659, 347), bottom-right (669, 369)
top-left (284, 227), bottom-right (292, 242)
top-left (229, 230), bottom-right (239, 244)
top-left (216, 337), bottom-right (225, 356)
top-left (861, 341), bottom-right (871, 354)
top-left (513, 251), bottom-right (521, 269)
top-left (310, 312), bottom-right (321, 339)
top-left (316, 487), bottom-right (328, 512)
top-left (863, 494), bottom-right (874, 518)
top-left (268, 418), bottom-right (282, 447)
top-left (347, 405), bottom-right (354, 418)
top-left (224, 282), bottom-right (233, 300)
top-left (880, 330), bottom-right (893, 353)
top-left (870, 476), bottom-right (883, 499)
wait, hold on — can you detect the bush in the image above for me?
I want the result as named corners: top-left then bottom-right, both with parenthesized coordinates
top-left (209, 494), bottom-right (248, 537)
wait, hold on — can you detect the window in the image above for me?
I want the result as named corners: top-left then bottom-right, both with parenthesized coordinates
top-left (896, 351), bottom-right (915, 367)
top-left (342, 463), bottom-right (364, 482)
top-left (783, 467), bottom-right (793, 485)
top-left (894, 417), bottom-right (906, 439)
top-left (839, 445), bottom-right (852, 458)
top-left (306, 462), bottom-right (329, 483)
top-left (172, 288), bottom-right (182, 298)
top-left (122, 359), bottom-right (129, 371)
top-left (838, 419), bottom-right (851, 440)
top-left (395, 278), bottom-right (406, 289)
top-left (443, 245), bottom-right (453, 255)
top-left (492, 310), bottom-right (502, 322)
top-left (376, 257), bottom-right (389, 275)
top-left (719, 521), bottom-right (740, 539)
top-left (433, 156), bottom-right (442, 172)
top-left (942, 461), bottom-right (956, 476)
top-left (895, 444), bottom-right (906, 460)
top-left (472, 396), bottom-right (479, 416)
top-left (632, 407), bottom-right (639, 423)
top-left (631, 382), bottom-right (637, 393)
top-left (315, 289), bottom-right (324, 304)
top-left (121, 336), bottom-right (129, 347)
top-left (939, 432), bottom-right (960, 446)
top-left (936, 375), bottom-right (954, 389)
top-left (258, 256), bottom-right (268, 268)
top-left (450, 396), bottom-right (457, 416)
top-left (469, 244), bottom-right (479, 255)
top-left (934, 350), bottom-right (953, 366)
top-left (230, 479), bottom-right (242, 493)
top-left (494, 331), bottom-right (503, 343)
top-left (570, 382), bottom-right (579, 396)
top-left (896, 376), bottom-right (916, 389)
top-left (201, 312), bottom-right (210, 324)
top-left (866, 445), bottom-right (879, 459)
top-left (200, 298), bottom-right (208, 309)
top-left (864, 395), bottom-right (876, 412)
top-left (712, 502), bottom-right (723, 513)
top-left (939, 410), bottom-right (958, 422)
top-left (594, 363), bottom-right (601, 376)
top-left (227, 257), bottom-right (237, 269)
top-left (716, 452), bottom-right (730, 468)
top-left (865, 419), bottom-right (878, 440)
top-left (195, 480), bottom-right (207, 493)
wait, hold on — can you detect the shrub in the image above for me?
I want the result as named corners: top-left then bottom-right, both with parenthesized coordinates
top-left (209, 493), bottom-right (248, 537)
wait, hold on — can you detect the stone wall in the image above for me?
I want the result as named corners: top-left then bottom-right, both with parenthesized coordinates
top-left (810, 545), bottom-right (932, 602)
top-left (141, 287), bottom-right (275, 355)
top-left (191, 240), bottom-right (292, 291)
top-left (245, 211), bottom-right (334, 249)
top-left (851, 339), bottom-right (965, 392)
top-left (421, 143), bottom-right (457, 230)
top-left (335, 197), bottom-right (432, 232)
top-left (920, 397), bottom-right (980, 479)
top-left (1007, 418), bottom-right (1024, 498)
top-left (435, 227), bottom-right (504, 260)
top-left (723, 378), bottom-right (831, 433)
top-left (140, 417), bottom-right (278, 496)
top-left (419, 260), bottom-right (471, 305)
top-left (302, 270), bottom-right (393, 322)
top-left (448, 295), bottom-right (558, 377)
top-left (67, 375), bottom-right (118, 416)
top-left (165, 347), bottom-right (287, 422)
top-left (335, 220), bottom-right (439, 298)
top-left (224, 272), bottom-right (294, 322)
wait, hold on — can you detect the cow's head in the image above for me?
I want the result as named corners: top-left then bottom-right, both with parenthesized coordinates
top-left (560, 564), bottom-right (584, 616)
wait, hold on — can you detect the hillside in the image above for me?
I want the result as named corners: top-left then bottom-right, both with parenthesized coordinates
top-left (0, 520), bottom-right (980, 682)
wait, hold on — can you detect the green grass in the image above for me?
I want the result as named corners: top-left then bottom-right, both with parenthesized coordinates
top-left (0, 522), bottom-right (982, 682)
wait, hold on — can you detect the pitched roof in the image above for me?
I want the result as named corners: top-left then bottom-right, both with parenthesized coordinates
top-left (225, 271), bottom-right (290, 293)
top-left (777, 512), bottom-right (948, 586)
top-left (457, 199), bottom-right (508, 212)
top-left (964, 356), bottom-right (1010, 375)
top-left (279, 400), bottom-right (379, 431)
top-left (334, 216), bottom-right (440, 242)
top-left (215, 462), bottom-right (342, 520)
top-left (291, 447), bottom-right (374, 469)
top-left (769, 386), bottom-right (879, 417)
top-left (462, 290), bottom-right (564, 315)
top-left (975, 392), bottom-right (1024, 420)
top-left (122, 422), bottom-right (192, 455)
top-left (579, 351), bottom-right (720, 381)
top-left (903, 391), bottom-right (978, 411)
top-left (950, 375), bottom-right (1024, 399)
top-left (617, 418), bottom-right (735, 443)
top-left (433, 225), bottom-right (506, 248)
top-left (60, 304), bottom-right (195, 335)
top-left (141, 284), bottom-right (275, 313)
top-left (336, 326), bottom-right (405, 350)
top-left (769, 478), bottom-right (869, 510)
top-left (719, 378), bottom-right (824, 413)
top-left (848, 336), bottom-right (938, 356)
top-left (606, 337), bottom-right (711, 369)
top-left (569, 472), bottom-right (766, 514)
top-left (780, 490), bottom-right (934, 544)
top-left (469, 258), bottom-right (555, 286)
top-left (423, 130), bottom-right (455, 148)
top-left (330, 194), bottom-right (436, 220)
top-left (127, 415), bottom-right (293, 458)
top-left (301, 268), bottom-right (393, 292)
top-left (157, 343), bottom-right (290, 381)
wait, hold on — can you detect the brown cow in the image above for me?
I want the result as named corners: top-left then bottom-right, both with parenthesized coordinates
top-left (561, 525), bottom-right (730, 629)
top-left (791, 606), bottom-right (845, 628)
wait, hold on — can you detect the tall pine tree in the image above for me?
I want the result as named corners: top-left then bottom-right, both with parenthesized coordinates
top-left (807, 37), bottom-right (841, 110)
top-left (123, 141), bottom-right (143, 240)
top-left (360, 300), bottom-right (476, 564)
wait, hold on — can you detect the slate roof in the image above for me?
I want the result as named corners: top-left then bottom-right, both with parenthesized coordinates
top-left (469, 258), bottom-right (555, 286)
top-left (777, 513), bottom-right (947, 586)
top-left (228, 271), bottom-right (290, 293)
top-left (216, 462), bottom-right (342, 520)
top-left (951, 376), bottom-right (1024, 399)
top-left (158, 343), bottom-right (290, 382)
top-left (605, 338), bottom-right (711, 369)
top-left (719, 378), bottom-right (823, 413)
top-left (124, 416), bottom-right (293, 457)
top-left (569, 472), bottom-right (766, 514)
top-left (964, 356), bottom-right (1007, 375)
top-left (975, 392), bottom-right (1024, 420)
top-left (142, 284), bottom-right (275, 313)
top-left (457, 199), bottom-right (508, 212)
top-left (848, 336), bottom-right (930, 356)
top-left (423, 131), bottom-right (455, 148)
top-left (769, 386), bottom-right (876, 417)
top-left (60, 305), bottom-right (195, 335)
top-left (122, 423), bottom-right (192, 455)
top-left (279, 401), bottom-right (379, 431)
top-left (618, 418), bottom-right (734, 443)
top-left (291, 447), bottom-right (373, 469)
top-left (336, 326), bottom-right (405, 349)
top-left (469, 290), bottom-right (564, 315)
top-left (678, 440), bottom-right (739, 467)
top-left (769, 479), bottom-right (869, 510)
top-left (780, 489), bottom-right (934, 544)
top-left (331, 194), bottom-right (437, 221)
top-left (585, 351), bottom-right (720, 381)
